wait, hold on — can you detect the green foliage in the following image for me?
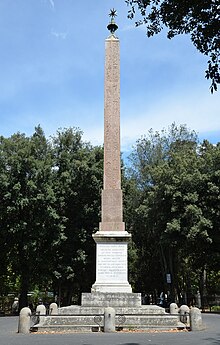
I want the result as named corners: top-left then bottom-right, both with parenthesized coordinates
top-left (49, 128), bottom-right (103, 304)
top-left (125, 123), bottom-right (220, 303)
top-left (207, 271), bottom-right (220, 295)
top-left (0, 126), bottom-right (103, 307)
top-left (1, 122), bottom-right (219, 308)
top-left (0, 126), bottom-right (66, 308)
top-left (125, 0), bottom-right (220, 92)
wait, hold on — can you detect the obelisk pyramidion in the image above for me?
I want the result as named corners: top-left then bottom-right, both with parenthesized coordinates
top-left (92, 9), bottom-right (132, 293)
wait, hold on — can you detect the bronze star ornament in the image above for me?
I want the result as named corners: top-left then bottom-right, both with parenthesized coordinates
top-left (107, 8), bottom-right (118, 35)
top-left (109, 8), bottom-right (117, 19)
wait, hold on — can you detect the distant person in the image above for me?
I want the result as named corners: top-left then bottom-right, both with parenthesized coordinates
top-left (12, 297), bottom-right (19, 315)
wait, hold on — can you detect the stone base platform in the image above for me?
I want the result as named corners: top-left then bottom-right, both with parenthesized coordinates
top-left (31, 293), bottom-right (185, 333)
top-left (81, 292), bottom-right (141, 307)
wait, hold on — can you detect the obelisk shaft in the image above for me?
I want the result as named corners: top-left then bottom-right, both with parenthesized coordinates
top-left (104, 36), bottom-right (121, 190)
top-left (99, 36), bottom-right (124, 232)
top-left (91, 17), bottom-right (132, 293)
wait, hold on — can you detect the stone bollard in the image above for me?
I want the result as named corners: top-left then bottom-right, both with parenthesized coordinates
top-left (179, 305), bottom-right (190, 326)
top-left (104, 307), bottom-right (115, 332)
top-left (18, 307), bottom-right (32, 334)
top-left (36, 304), bottom-right (46, 325)
top-left (170, 303), bottom-right (179, 315)
top-left (49, 302), bottom-right (58, 315)
top-left (190, 307), bottom-right (203, 331)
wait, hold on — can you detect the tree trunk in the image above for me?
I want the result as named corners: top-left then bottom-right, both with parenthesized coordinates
top-left (159, 243), bottom-right (168, 287)
top-left (66, 283), bottom-right (74, 306)
top-left (200, 267), bottom-right (208, 310)
top-left (19, 274), bottom-right (29, 311)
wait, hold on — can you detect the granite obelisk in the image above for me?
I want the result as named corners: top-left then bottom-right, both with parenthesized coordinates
top-left (30, 12), bottom-right (186, 332)
top-left (92, 10), bottom-right (132, 293)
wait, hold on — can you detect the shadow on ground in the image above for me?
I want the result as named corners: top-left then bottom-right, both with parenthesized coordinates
top-left (203, 335), bottom-right (220, 345)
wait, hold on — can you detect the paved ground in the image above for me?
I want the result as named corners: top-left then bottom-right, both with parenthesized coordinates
top-left (0, 313), bottom-right (219, 345)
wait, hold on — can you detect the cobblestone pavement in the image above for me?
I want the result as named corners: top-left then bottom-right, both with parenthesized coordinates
top-left (0, 313), bottom-right (219, 345)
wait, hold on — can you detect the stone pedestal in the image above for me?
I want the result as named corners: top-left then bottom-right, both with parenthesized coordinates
top-left (92, 231), bottom-right (132, 293)
top-left (82, 292), bottom-right (141, 307)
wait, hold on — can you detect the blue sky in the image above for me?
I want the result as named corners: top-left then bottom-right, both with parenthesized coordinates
top-left (0, 0), bottom-right (219, 154)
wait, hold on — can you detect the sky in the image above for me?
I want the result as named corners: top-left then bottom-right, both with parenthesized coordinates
top-left (0, 0), bottom-right (219, 155)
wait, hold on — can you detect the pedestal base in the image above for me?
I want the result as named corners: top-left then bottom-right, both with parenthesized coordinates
top-left (91, 282), bottom-right (132, 293)
top-left (31, 301), bottom-right (186, 333)
top-left (82, 292), bottom-right (140, 307)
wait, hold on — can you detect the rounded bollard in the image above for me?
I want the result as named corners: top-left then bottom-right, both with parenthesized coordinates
top-left (18, 307), bottom-right (32, 334)
top-left (36, 304), bottom-right (46, 325)
top-left (179, 305), bottom-right (190, 326)
top-left (104, 307), bottom-right (115, 332)
top-left (49, 302), bottom-right (58, 315)
top-left (170, 303), bottom-right (179, 315)
top-left (190, 307), bottom-right (203, 331)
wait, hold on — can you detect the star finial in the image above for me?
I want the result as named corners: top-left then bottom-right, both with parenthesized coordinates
top-left (109, 8), bottom-right (117, 19)
top-left (107, 9), bottom-right (118, 36)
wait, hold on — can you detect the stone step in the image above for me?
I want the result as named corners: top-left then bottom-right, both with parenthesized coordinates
top-left (40, 315), bottom-right (182, 326)
top-left (31, 324), bottom-right (99, 333)
top-left (30, 303), bottom-right (186, 333)
top-left (81, 292), bottom-right (141, 307)
top-left (31, 322), bottom-right (185, 333)
top-left (58, 305), bottom-right (167, 315)
top-left (31, 313), bottom-right (186, 333)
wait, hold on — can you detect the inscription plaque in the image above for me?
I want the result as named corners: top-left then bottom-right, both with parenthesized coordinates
top-left (96, 243), bottom-right (127, 283)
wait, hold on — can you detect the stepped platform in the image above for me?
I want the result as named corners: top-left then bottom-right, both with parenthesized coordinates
top-left (31, 293), bottom-right (185, 332)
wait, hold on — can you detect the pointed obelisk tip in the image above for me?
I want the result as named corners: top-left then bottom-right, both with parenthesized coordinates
top-left (107, 8), bottom-right (118, 36)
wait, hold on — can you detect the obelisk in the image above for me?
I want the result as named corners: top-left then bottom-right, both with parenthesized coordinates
top-left (31, 11), bottom-right (184, 330)
top-left (92, 9), bottom-right (132, 293)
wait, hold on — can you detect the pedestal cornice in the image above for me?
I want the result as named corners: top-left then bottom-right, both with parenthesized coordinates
top-left (92, 230), bottom-right (131, 243)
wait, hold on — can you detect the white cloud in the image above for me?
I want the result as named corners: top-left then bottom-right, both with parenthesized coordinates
top-left (120, 89), bottom-right (220, 151)
top-left (51, 30), bottom-right (68, 39)
top-left (121, 24), bottom-right (136, 32)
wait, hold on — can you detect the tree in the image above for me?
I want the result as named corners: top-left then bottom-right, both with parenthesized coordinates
top-left (196, 140), bottom-right (220, 306)
top-left (125, 0), bottom-right (220, 93)
top-left (0, 126), bottom-right (103, 309)
top-left (125, 123), bottom-right (220, 305)
top-left (0, 126), bottom-right (66, 309)
top-left (51, 128), bottom-right (103, 305)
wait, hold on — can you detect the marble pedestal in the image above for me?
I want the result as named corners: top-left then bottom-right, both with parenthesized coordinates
top-left (91, 231), bottom-right (132, 293)
top-left (81, 292), bottom-right (141, 307)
